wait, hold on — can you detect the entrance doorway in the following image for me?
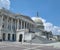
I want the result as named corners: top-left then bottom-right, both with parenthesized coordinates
top-left (12, 34), bottom-right (15, 41)
top-left (19, 34), bottom-right (23, 42)
top-left (3, 33), bottom-right (5, 41)
top-left (8, 34), bottom-right (10, 41)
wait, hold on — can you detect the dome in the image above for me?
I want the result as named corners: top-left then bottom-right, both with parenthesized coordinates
top-left (32, 17), bottom-right (44, 30)
top-left (32, 17), bottom-right (43, 24)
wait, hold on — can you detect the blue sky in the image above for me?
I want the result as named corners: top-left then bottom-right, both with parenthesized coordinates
top-left (10, 0), bottom-right (60, 27)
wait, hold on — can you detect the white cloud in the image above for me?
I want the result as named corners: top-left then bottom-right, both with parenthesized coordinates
top-left (0, 0), bottom-right (10, 9)
top-left (44, 22), bottom-right (53, 32)
top-left (43, 20), bottom-right (60, 35)
top-left (52, 26), bottom-right (60, 35)
top-left (58, 30), bottom-right (60, 32)
top-left (32, 17), bottom-right (60, 35)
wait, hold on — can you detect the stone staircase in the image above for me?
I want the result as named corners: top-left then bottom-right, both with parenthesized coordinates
top-left (30, 35), bottom-right (56, 44)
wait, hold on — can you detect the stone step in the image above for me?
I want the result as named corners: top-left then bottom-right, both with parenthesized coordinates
top-left (31, 35), bottom-right (56, 44)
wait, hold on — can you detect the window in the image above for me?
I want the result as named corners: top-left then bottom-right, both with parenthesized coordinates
top-left (19, 20), bottom-right (21, 29)
top-left (2, 24), bottom-right (4, 28)
top-left (8, 24), bottom-right (11, 30)
top-left (12, 24), bottom-right (15, 31)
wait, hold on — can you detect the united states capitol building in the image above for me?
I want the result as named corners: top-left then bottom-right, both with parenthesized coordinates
top-left (0, 8), bottom-right (54, 43)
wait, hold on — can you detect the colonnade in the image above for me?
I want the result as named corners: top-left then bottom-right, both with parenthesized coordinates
top-left (17, 19), bottom-right (34, 31)
top-left (0, 15), bottom-right (34, 41)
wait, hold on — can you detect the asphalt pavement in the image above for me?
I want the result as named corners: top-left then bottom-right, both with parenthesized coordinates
top-left (0, 42), bottom-right (60, 50)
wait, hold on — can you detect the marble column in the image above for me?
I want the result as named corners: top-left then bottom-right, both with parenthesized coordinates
top-left (6, 17), bottom-right (8, 29)
top-left (11, 19), bottom-right (13, 31)
top-left (17, 19), bottom-right (19, 30)
top-left (0, 15), bottom-right (3, 40)
top-left (21, 20), bottom-right (22, 29)
top-left (0, 16), bottom-right (3, 29)
top-left (29, 23), bottom-right (31, 29)
top-left (28, 23), bottom-right (30, 29)
top-left (5, 33), bottom-right (8, 41)
top-left (10, 34), bottom-right (12, 41)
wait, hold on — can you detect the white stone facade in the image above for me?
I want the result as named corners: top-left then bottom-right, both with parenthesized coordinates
top-left (0, 8), bottom-right (36, 42)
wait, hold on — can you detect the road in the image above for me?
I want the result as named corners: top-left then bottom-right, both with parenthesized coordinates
top-left (0, 42), bottom-right (60, 50)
